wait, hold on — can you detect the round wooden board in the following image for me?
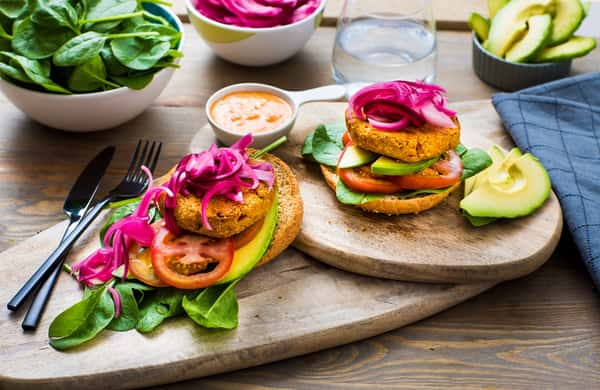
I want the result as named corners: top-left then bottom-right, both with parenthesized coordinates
top-left (279, 100), bottom-right (563, 283)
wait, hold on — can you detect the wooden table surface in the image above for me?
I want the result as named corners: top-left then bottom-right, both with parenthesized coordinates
top-left (1, 3), bottom-right (599, 389)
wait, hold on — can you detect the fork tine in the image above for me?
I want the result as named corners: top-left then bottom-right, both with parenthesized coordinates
top-left (125, 140), bottom-right (142, 180)
top-left (131, 141), bottom-right (150, 181)
top-left (149, 142), bottom-right (162, 174)
top-left (134, 141), bottom-right (156, 183)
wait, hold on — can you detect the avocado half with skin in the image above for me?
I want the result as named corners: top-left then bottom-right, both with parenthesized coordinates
top-left (460, 150), bottom-right (551, 219)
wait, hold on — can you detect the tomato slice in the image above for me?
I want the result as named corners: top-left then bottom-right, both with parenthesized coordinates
top-left (150, 222), bottom-right (234, 289)
top-left (338, 165), bottom-right (406, 194)
top-left (389, 150), bottom-right (463, 189)
top-left (232, 218), bottom-right (265, 249)
top-left (342, 131), bottom-right (352, 146)
top-left (128, 244), bottom-right (168, 287)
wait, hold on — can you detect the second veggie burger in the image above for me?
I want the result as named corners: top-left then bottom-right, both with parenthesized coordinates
top-left (303, 80), bottom-right (492, 214)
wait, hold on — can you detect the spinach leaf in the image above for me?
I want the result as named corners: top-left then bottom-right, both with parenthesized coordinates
top-left (0, 0), bottom-right (29, 18)
top-left (0, 51), bottom-right (70, 93)
top-left (111, 71), bottom-right (153, 89)
top-left (100, 44), bottom-right (128, 75)
top-left (49, 285), bottom-right (115, 350)
top-left (86, 0), bottom-right (137, 20)
top-left (455, 143), bottom-right (468, 157)
top-left (0, 21), bottom-right (11, 40)
top-left (335, 178), bottom-right (384, 205)
top-left (68, 54), bottom-right (120, 92)
top-left (301, 129), bottom-right (315, 157)
top-left (134, 23), bottom-right (181, 45)
top-left (110, 35), bottom-right (170, 71)
top-left (463, 211), bottom-right (496, 227)
top-left (31, 0), bottom-right (79, 32)
top-left (54, 31), bottom-right (106, 67)
top-left (12, 17), bottom-right (74, 59)
top-left (108, 281), bottom-right (154, 331)
top-left (396, 188), bottom-right (450, 199)
top-left (136, 288), bottom-right (186, 333)
top-left (460, 147), bottom-right (492, 179)
top-left (182, 282), bottom-right (239, 330)
top-left (0, 61), bottom-right (31, 83)
top-left (311, 122), bottom-right (345, 167)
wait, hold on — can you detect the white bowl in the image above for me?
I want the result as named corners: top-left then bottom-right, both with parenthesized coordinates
top-left (206, 82), bottom-right (346, 148)
top-left (0, 4), bottom-right (184, 132)
top-left (185, 0), bottom-right (326, 66)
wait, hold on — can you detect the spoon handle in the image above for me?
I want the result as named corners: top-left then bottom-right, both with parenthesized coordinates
top-left (288, 84), bottom-right (347, 106)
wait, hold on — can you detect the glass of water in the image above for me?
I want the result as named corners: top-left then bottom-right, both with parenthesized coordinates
top-left (332, 0), bottom-right (437, 87)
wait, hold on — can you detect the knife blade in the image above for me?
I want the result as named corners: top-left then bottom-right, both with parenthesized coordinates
top-left (12, 146), bottom-right (115, 318)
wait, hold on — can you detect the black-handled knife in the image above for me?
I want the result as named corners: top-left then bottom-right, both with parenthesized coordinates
top-left (11, 146), bottom-right (115, 317)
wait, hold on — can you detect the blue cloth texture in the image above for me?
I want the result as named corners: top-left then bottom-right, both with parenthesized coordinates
top-left (493, 72), bottom-right (600, 290)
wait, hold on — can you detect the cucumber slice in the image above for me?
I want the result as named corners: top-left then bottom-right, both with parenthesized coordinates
top-left (469, 12), bottom-right (490, 41)
top-left (488, 0), bottom-right (510, 18)
top-left (506, 14), bottom-right (552, 62)
top-left (549, 0), bottom-right (585, 45)
top-left (534, 35), bottom-right (597, 62)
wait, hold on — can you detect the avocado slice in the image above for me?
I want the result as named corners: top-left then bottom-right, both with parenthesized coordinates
top-left (486, 0), bottom-right (554, 57)
top-left (464, 145), bottom-right (506, 196)
top-left (533, 35), bottom-right (597, 62)
top-left (489, 0), bottom-right (510, 18)
top-left (548, 0), bottom-right (585, 45)
top-left (338, 144), bottom-right (378, 169)
top-left (469, 12), bottom-right (491, 41)
top-left (371, 155), bottom-right (438, 176)
top-left (506, 14), bottom-right (553, 62)
top-left (217, 194), bottom-right (278, 285)
top-left (460, 153), bottom-right (551, 218)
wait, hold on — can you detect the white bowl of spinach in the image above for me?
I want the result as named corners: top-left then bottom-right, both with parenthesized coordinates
top-left (0, 0), bottom-right (184, 132)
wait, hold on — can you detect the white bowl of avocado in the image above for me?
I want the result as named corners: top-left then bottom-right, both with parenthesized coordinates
top-left (470, 0), bottom-right (597, 91)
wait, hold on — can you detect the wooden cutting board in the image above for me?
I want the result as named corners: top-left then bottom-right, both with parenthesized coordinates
top-left (0, 218), bottom-right (493, 389)
top-left (278, 100), bottom-right (562, 283)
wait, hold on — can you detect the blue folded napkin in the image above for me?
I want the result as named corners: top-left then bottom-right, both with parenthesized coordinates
top-left (492, 72), bottom-right (600, 290)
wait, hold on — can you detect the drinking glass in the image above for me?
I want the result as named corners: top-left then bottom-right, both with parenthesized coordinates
top-left (332, 0), bottom-right (437, 87)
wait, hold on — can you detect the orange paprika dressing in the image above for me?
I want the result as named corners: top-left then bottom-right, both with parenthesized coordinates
top-left (211, 91), bottom-right (293, 134)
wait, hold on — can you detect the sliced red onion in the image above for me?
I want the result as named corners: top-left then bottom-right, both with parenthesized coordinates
top-left (162, 133), bottom-right (274, 235)
top-left (350, 80), bottom-right (457, 131)
top-left (195, 0), bottom-right (320, 27)
top-left (108, 286), bottom-right (121, 318)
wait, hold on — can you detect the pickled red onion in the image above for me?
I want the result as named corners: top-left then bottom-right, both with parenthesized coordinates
top-left (194, 0), bottom-right (320, 28)
top-left (162, 133), bottom-right (274, 234)
top-left (349, 81), bottom-right (457, 131)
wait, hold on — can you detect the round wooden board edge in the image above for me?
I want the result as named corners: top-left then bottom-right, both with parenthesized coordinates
top-left (290, 99), bottom-right (564, 284)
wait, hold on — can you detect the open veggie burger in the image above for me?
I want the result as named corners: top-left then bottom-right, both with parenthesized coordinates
top-left (303, 80), bottom-right (492, 214)
top-left (74, 134), bottom-right (303, 290)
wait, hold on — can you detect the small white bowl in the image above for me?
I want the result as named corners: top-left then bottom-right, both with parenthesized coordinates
top-left (185, 0), bottom-right (326, 66)
top-left (206, 82), bottom-right (346, 148)
top-left (0, 4), bottom-right (184, 132)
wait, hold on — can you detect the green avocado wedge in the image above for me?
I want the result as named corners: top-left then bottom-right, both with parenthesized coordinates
top-left (488, 0), bottom-right (510, 18)
top-left (548, 0), bottom-right (585, 45)
top-left (505, 14), bottom-right (552, 62)
top-left (486, 0), bottom-right (554, 57)
top-left (217, 194), bottom-right (278, 285)
top-left (460, 152), bottom-right (551, 219)
top-left (469, 12), bottom-right (491, 41)
top-left (464, 145), bottom-right (507, 197)
top-left (371, 155), bottom-right (438, 176)
top-left (533, 35), bottom-right (597, 62)
top-left (338, 144), bottom-right (378, 169)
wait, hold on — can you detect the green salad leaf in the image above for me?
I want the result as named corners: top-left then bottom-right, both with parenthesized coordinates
top-left (108, 281), bottom-right (155, 331)
top-left (310, 123), bottom-right (345, 166)
top-left (335, 178), bottom-right (384, 205)
top-left (182, 282), bottom-right (239, 330)
top-left (0, 0), bottom-right (29, 19)
top-left (49, 284), bottom-right (115, 350)
top-left (136, 288), bottom-right (187, 333)
top-left (460, 147), bottom-right (493, 179)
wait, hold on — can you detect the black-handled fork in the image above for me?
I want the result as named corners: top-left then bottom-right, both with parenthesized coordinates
top-left (7, 140), bottom-right (162, 311)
